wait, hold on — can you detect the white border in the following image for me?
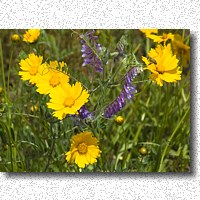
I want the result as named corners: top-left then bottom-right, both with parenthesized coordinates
top-left (0, 0), bottom-right (200, 199)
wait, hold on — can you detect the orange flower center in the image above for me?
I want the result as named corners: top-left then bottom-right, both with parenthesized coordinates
top-left (77, 142), bottom-right (88, 154)
top-left (63, 97), bottom-right (75, 107)
top-left (29, 67), bottom-right (38, 75)
top-left (49, 74), bottom-right (60, 87)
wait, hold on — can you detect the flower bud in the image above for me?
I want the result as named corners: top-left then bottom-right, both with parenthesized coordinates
top-left (139, 146), bottom-right (148, 156)
top-left (30, 105), bottom-right (38, 112)
top-left (11, 34), bottom-right (20, 42)
top-left (115, 116), bottom-right (124, 124)
top-left (0, 87), bottom-right (3, 94)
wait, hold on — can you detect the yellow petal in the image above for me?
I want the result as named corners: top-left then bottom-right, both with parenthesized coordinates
top-left (49, 86), bottom-right (66, 100)
top-left (47, 102), bottom-right (65, 110)
top-left (142, 56), bottom-right (150, 66)
top-left (73, 89), bottom-right (89, 109)
top-left (75, 153), bottom-right (86, 168)
top-left (160, 72), bottom-right (181, 83)
top-left (72, 82), bottom-right (83, 100)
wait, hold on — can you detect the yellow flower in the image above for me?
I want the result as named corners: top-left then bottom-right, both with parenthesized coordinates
top-left (140, 29), bottom-right (158, 37)
top-left (18, 53), bottom-right (43, 84)
top-left (11, 34), bottom-right (20, 42)
top-left (142, 43), bottom-right (182, 86)
top-left (35, 61), bottom-right (70, 94)
top-left (65, 131), bottom-right (101, 168)
top-left (147, 32), bottom-right (174, 44)
top-left (115, 116), bottom-right (124, 124)
top-left (47, 82), bottom-right (89, 120)
top-left (23, 29), bottom-right (40, 43)
top-left (172, 34), bottom-right (190, 67)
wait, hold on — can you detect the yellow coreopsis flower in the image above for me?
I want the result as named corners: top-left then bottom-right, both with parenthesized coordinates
top-left (65, 131), bottom-right (101, 168)
top-left (18, 53), bottom-right (43, 84)
top-left (47, 82), bottom-right (89, 120)
top-left (23, 29), bottom-right (40, 43)
top-left (172, 34), bottom-right (190, 67)
top-left (139, 29), bottom-right (158, 37)
top-left (142, 43), bottom-right (182, 86)
top-left (147, 32), bottom-right (174, 44)
top-left (35, 61), bottom-right (70, 94)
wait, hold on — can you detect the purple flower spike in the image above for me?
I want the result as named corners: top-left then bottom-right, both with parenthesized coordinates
top-left (104, 67), bottom-right (140, 118)
top-left (80, 30), bottom-right (103, 72)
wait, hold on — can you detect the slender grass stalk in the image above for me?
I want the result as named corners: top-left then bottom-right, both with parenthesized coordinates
top-left (158, 84), bottom-right (171, 142)
top-left (0, 40), bottom-right (6, 90)
top-left (133, 124), bottom-right (143, 145)
top-left (146, 38), bottom-right (150, 55)
top-left (44, 124), bottom-right (56, 172)
top-left (0, 121), bottom-right (13, 171)
top-left (7, 45), bottom-right (14, 95)
top-left (0, 40), bottom-right (15, 171)
top-left (182, 29), bottom-right (185, 40)
top-left (158, 107), bottom-right (190, 172)
top-left (8, 109), bottom-right (17, 172)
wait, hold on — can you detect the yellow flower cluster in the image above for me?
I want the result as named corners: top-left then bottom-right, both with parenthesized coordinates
top-left (18, 52), bottom-right (100, 168)
top-left (140, 29), bottom-right (190, 86)
top-left (18, 30), bottom-right (101, 169)
top-left (18, 53), bottom-right (89, 120)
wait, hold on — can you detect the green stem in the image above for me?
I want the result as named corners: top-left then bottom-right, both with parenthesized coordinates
top-left (182, 29), bottom-right (185, 40)
top-left (158, 107), bottom-right (190, 172)
top-left (7, 45), bottom-right (14, 95)
top-left (133, 124), bottom-right (143, 145)
top-left (7, 104), bottom-right (18, 172)
top-left (0, 40), bottom-right (17, 171)
top-left (146, 38), bottom-right (150, 56)
top-left (44, 125), bottom-right (56, 172)
top-left (0, 40), bottom-right (6, 90)
top-left (0, 121), bottom-right (13, 171)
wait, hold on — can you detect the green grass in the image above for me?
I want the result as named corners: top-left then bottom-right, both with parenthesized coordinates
top-left (0, 29), bottom-right (190, 172)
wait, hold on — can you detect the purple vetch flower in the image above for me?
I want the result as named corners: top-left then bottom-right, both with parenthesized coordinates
top-left (80, 30), bottom-right (103, 72)
top-left (104, 67), bottom-right (140, 118)
top-left (78, 105), bottom-right (93, 120)
top-left (70, 106), bottom-right (93, 128)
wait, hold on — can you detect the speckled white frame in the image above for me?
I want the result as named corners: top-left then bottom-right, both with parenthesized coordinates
top-left (0, 0), bottom-right (199, 199)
